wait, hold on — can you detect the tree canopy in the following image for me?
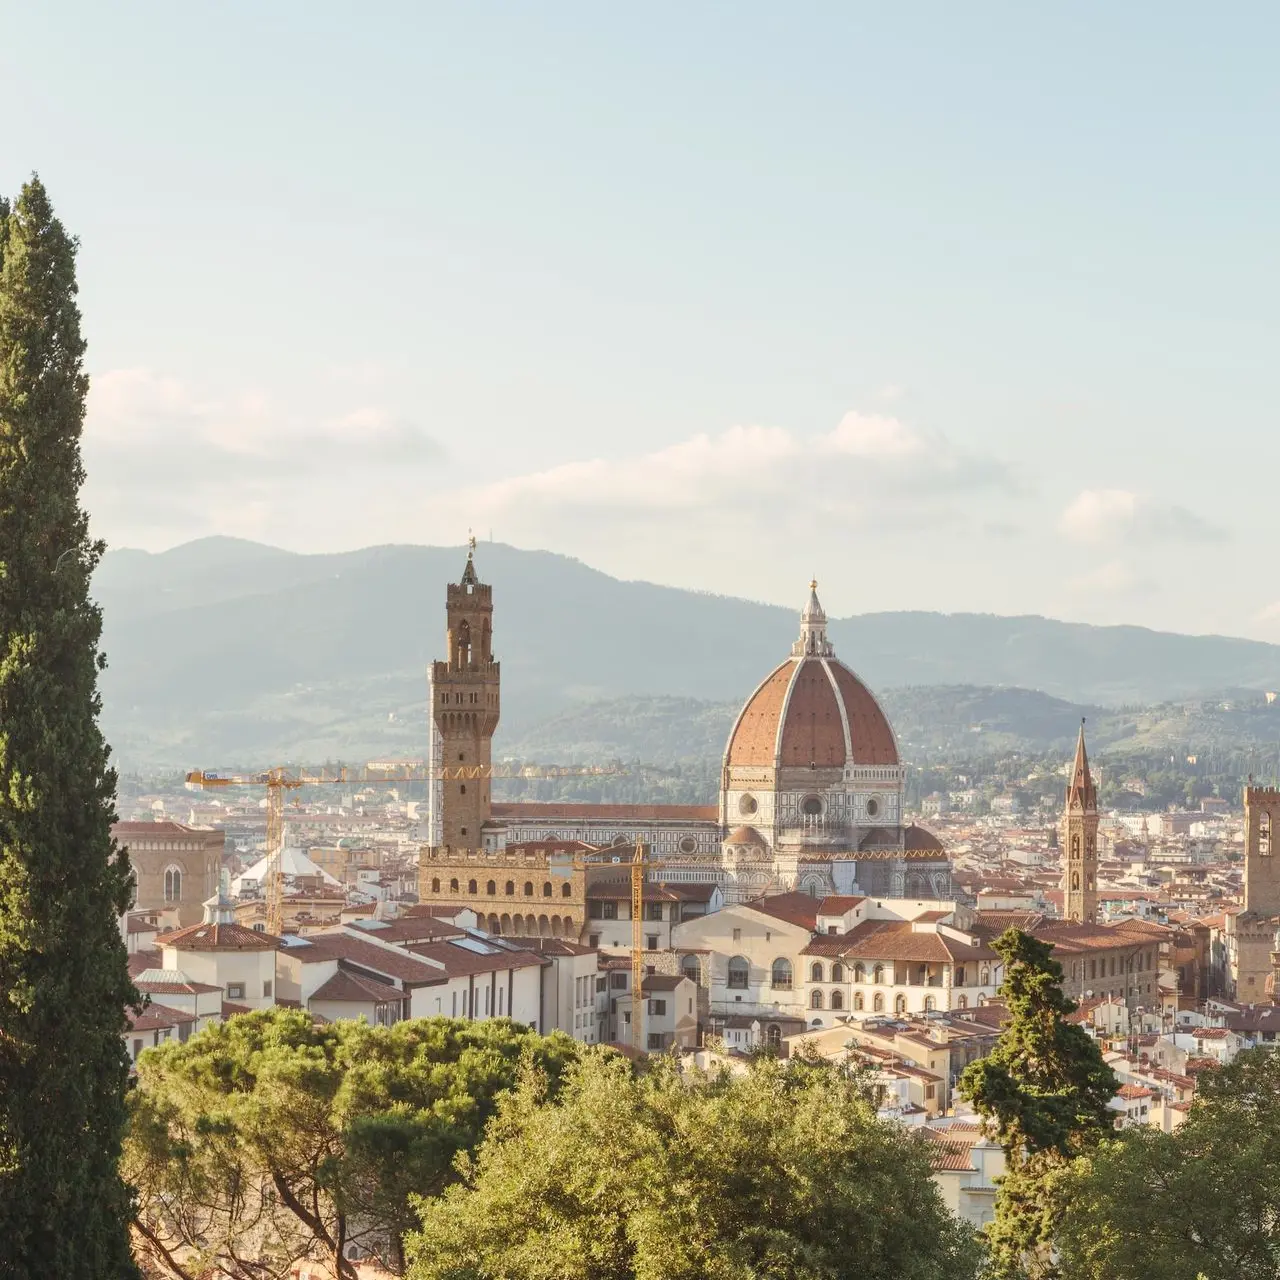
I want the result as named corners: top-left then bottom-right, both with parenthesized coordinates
top-left (1056, 1048), bottom-right (1280, 1280)
top-left (406, 1049), bottom-right (982, 1280)
top-left (958, 929), bottom-right (1117, 1279)
top-left (0, 175), bottom-right (137, 1278)
top-left (125, 1009), bottom-right (580, 1280)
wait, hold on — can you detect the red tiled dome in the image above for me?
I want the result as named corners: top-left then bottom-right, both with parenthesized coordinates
top-left (724, 656), bottom-right (899, 770)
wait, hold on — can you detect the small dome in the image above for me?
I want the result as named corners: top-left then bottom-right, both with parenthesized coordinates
top-left (726, 825), bottom-right (765, 847)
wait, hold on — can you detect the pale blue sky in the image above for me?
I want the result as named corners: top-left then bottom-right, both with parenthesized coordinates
top-left (5, 3), bottom-right (1278, 637)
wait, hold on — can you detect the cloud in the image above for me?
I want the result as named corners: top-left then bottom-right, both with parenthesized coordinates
top-left (83, 368), bottom-right (440, 546)
top-left (443, 411), bottom-right (1014, 524)
top-left (1066, 559), bottom-right (1145, 595)
top-left (1058, 489), bottom-right (1227, 546)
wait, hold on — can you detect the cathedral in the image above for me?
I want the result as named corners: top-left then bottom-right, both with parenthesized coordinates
top-left (419, 549), bottom-right (950, 925)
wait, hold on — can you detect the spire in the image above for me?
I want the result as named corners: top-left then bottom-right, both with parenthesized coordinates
top-left (1066, 718), bottom-right (1097, 811)
top-left (460, 532), bottom-right (479, 587)
top-left (792, 578), bottom-right (833, 657)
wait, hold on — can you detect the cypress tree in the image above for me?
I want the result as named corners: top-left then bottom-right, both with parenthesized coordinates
top-left (0, 176), bottom-right (138, 1276)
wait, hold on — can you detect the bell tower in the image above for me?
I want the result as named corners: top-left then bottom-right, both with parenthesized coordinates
top-left (429, 539), bottom-right (500, 848)
top-left (1062, 720), bottom-right (1098, 924)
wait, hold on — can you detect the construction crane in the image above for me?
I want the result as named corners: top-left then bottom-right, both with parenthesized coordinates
top-left (366, 762), bottom-right (626, 781)
top-left (186, 760), bottom-right (625, 936)
top-left (185, 767), bottom-right (348, 936)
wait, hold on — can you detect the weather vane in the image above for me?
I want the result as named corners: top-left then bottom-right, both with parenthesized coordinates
top-left (468, 529), bottom-right (476, 555)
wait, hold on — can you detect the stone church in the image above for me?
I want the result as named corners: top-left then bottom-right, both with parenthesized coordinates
top-left (418, 550), bottom-right (951, 926)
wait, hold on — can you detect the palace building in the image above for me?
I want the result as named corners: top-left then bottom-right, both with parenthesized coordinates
top-left (417, 549), bottom-right (951, 933)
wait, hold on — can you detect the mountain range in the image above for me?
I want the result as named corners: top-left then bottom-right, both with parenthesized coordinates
top-left (93, 537), bottom-right (1280, 769)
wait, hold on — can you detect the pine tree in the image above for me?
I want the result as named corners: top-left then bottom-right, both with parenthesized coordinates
top-left (959, 928), bottom-right (1118, 1280)
top-left (0, 176), bottom-right (138, 1277)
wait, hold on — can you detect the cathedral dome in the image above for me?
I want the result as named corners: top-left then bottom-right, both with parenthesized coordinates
top-left (724, 582), bottom-right (899, 771)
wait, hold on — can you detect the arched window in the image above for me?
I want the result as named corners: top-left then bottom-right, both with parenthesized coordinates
top-left (894, 994), bottom-right (907, 1015)
top-left (853, 962), bottom-right (865, 983)
top-left (810, 989), bottom-right (824, 1009)
top-left (980, 966), bottom-right (991, 986)
top-left (955, 966), bottom-right (966, 987)
top-left (1071, 872), bottom-right (1080, 890)
top-left (681, 954), bottom-right (700, 983)
top-left (543, 882), bottom-right (553, 897)
top-left (449, 878), bottom-right (459, 892)
top-left (561, 883), bottom-right (572, 898)
top-left (957, 994), bottom-right (968, 1009)
top-left (727, 956), bottom-right (750, 990)
top-left (924, 995), bottom-right (936, 1012)
top-left (771, 958), bottom-right (793, 990)
top-left (831, 990), bottom-right (844, 1011)
top-left (873, 992), bottom-right (885, 1012)
top-left (810, 961), bottom-right (824, 982)
top-left (831, 962), bottom-right (844, 983)
top-left (163, 866), bottom-right (181, 902)
top-left (872, 964), bottom-right (885, 985)
top-left (505, 880), bottom-right (515, 895)
top-left (853, 992), bottom-right (865, 1011)
top-left (468, 879), bottom-right (478, 894)
top-left (431, 877), bottom-right (440, 893)
top-left (765, 1024), bottom-right (781, 1048)
top-left (487, 880), bottom-right (496, 895)
top-left (523, 882), bottom-right (534, 896)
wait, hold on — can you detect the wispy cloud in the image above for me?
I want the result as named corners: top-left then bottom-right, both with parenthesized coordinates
top-left (1058, 488), bottom-right (1227, 546)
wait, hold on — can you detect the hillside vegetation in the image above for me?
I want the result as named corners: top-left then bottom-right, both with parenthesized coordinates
top-left (93, 538), bottom-right (1280, 769)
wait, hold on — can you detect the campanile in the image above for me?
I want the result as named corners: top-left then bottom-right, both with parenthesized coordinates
top-left (1062, 720), bottom-right (1099, 924)
top-left (428, 541), bottom-right (500, 847)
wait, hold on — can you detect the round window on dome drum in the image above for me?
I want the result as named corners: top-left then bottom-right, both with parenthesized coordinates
top-left (866, 797), bottom-right (880, 818)
top-left (802, 796), bottom-right (823, 816)
top-left (738, 794), bottom-right (758, 816)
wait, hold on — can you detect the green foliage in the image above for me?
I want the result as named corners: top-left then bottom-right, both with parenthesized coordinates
top-left (0, 176), bottom-right (137, 1277)
top-left (1056, 1049), bottom-right (1280, 1280)
top-left (406, 1050), bottom-right (982, 1280)
top-left (125, 1009), bottom-right (579, 1279)
top-left (958, 930), bottom-right (1117, 1280)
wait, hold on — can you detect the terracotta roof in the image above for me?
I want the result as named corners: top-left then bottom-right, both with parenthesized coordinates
top-left (724, 656), bottom-right (899, 771)
top-left (134, 970), bottom-right (222, 996)
top-left (976, 910), bottom-right (1046, 931)
top-left (407, 939), bottom-right (545, 978)
top-left (128, 949), bottom-right (163, 979)
top-left (221, 1001), bottom-right (253, 1018)
top-left (309, 969), bottom-right (404, 1005)
top-left (127, 1002), bottom-right (196, 1033)
top-left (157, 921), bottom-right (282, 952)
top-left (1116, 1084), bottom-right (1152, 1100)
top-left (640, 974), bottom-right (686, 992)
top-left (113, 820), bottom-right (221, 838)
top-left (742, 892), bottom-right (823, 931)
top-left (347, 917), bottom-right (464, 944)
top-left (491, 802), bottom-right (718, 823)
top-left (726, 825), bottom-right (766, 846)
top-left (283, 932), bottom-right (445, 984)
top-left (803, 919), bottom-right (1000, 964)
top-left (922, 1130), bottom-right (977, 1172)
top-left (817, 895), bottom-right (866, 914)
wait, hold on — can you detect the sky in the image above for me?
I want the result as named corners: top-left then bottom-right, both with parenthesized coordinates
top-left (5, 3), bottom-right (1280, 638)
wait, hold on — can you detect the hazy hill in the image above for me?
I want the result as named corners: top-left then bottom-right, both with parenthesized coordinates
top-left (92, 537), bottom-right (1280, 768)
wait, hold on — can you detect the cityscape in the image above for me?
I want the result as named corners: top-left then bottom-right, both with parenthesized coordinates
top-left (5, 8), bottom-right (1280, 1280)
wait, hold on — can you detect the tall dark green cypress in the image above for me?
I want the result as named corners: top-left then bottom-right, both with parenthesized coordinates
top-left (0, 177), bottom-right (137, 1276)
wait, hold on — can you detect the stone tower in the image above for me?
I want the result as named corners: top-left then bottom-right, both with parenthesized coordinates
top-left (428, 542), bottom-right (500, 848)
top-left (1243, 786), bottom-right (1280, 915)
top-left (1062, 720), bottom-right (1098, 924)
